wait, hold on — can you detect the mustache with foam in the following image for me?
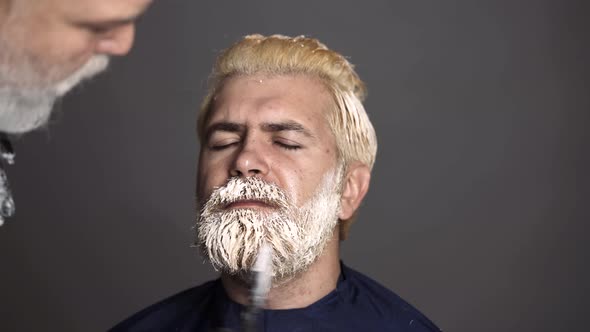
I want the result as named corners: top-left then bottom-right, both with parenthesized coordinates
top-left (200, 177), bottom-right (291, 214)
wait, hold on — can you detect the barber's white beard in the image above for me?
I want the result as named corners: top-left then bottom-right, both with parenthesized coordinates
top-left (196, 168), bottom-right (343, 286)
top-left (0, 54), bottom-right (109, 133)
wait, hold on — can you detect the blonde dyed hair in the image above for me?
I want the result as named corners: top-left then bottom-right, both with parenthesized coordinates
top-left (197, 34), bottom-right (377, 239)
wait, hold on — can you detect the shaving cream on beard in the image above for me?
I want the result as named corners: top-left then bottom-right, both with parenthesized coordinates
top-left (196, 167), bottom-right (343, 285)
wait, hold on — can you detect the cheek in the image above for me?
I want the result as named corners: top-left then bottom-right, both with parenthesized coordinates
top-left (196, 171), bottom-right (217, 203)
top-left (196, 152), bottom-right (230, 198)
top-left (25, 21), bottom-right (95, 79)
top-left (284, 154), bottom-right (338, 205)
top-left (45, 30), bottom-right (94, 72)
top-left (278, 165), bottom-right (315, 205)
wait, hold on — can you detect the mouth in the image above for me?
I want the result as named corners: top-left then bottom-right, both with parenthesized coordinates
top-left (225, 199), bottom-right (276, 210)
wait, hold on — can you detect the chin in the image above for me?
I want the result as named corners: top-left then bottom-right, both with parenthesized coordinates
top-left (0, 87), bottom-right (56, 133)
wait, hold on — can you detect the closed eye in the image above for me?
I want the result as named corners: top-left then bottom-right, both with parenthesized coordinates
top-left (78, 22), bottom-right (119, 35)
top-left (209, 140), bottom-right (240, 151)
top-left (207, 130), bottom-right (241, 151)
top-left (275, 140), bottom-right (301, 150)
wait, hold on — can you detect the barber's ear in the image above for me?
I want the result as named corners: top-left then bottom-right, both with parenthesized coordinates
top-left (338, 162), bottom-right (371, 220)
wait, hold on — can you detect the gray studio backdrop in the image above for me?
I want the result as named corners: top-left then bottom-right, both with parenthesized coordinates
top-left (0, 1), bottom-right (588, 331)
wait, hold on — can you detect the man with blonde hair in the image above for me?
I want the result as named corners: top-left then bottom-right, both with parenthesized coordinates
top-left (111, 34), bottom-right (440, 332)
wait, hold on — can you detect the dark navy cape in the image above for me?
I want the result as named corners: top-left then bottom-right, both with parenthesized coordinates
top-left (110, 263), bottom-right (441, 332)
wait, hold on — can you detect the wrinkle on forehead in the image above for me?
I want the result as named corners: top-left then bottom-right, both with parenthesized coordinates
top-left (208, 74), bottom-right (333, 127)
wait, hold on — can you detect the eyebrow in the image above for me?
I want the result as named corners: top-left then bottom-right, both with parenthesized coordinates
top-left (205, 121), bottom-right (315, 140)
top-left (260, 121), bottom-right (315, 138)
top-left (206, 122), bottom-right (244, 139)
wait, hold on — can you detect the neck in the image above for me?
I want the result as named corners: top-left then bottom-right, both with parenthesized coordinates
top-left (221, 229), bottom-right (341, 310)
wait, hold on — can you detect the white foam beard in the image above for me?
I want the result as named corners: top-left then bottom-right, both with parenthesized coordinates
top-left (0, 54), bottom-right (109, 134)
top-left (196, 166), bottom-right (343, 286)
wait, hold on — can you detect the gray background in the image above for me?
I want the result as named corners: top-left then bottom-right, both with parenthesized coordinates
top-left (1, 0), bottom-right (588, 331)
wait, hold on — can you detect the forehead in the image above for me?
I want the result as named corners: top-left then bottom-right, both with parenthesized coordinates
top-left (207, 74), bottom-right (334, 131)
top-left (48, 0), bottom-right (152, 19)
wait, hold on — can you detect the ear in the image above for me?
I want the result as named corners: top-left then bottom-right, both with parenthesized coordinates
top-left (338, 162), bottom-right (371, 220)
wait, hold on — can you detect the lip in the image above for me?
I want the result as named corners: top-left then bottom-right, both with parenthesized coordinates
top-left (225, 199), bottom-right (274, 210)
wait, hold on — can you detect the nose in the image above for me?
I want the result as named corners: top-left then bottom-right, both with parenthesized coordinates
top-left (230, 139), bottom-right (270, 178)
top-left (95, 24), bottom-right (136, 56)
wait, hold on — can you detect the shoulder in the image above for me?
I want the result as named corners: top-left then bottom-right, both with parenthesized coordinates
top-left (109, 279), bottom-right (220, 332)
top-left (342, 264), bottom-right (441, 332)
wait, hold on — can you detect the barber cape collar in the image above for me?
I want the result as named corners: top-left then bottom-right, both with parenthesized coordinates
top-left (0, 133), bottom-right (15, 226)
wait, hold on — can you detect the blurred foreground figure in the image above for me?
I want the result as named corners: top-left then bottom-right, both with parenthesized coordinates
top-left (0, 0), bottom-right (152, 224)
top-left (111, 34), bottom-right (441, 332)
top-left (0, 0), bottom-right (153, 133)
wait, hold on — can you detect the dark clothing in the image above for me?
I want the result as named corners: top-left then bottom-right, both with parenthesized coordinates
top-left (110, 263), bottom-right (440, 332)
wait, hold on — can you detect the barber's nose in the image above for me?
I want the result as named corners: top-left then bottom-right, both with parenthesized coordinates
top-left (95, 24), bottom-right (136, 56)
top-left (230, 141), bottom-right (270, 177)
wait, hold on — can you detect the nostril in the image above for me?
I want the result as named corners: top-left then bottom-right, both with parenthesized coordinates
top-left (230, 169), bottom-right (243, 177)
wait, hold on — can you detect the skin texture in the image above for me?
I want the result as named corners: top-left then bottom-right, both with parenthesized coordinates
top-left (0, 0), bottom-right (152, 84)
top-left (198, 74), bottom-right (340, 211)
top-left (197, 74), bottom-right (371, 309)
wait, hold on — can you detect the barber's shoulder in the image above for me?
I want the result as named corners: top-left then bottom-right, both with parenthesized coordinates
top-left (343, 264), bottom-right (442, 332)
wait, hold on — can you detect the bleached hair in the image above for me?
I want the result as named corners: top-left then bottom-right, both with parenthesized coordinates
top-left (197, 34), bottom-right (378, 239)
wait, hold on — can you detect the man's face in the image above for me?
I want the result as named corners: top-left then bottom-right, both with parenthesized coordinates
top-left (0, 0), bottom-right (152, 133)
top-left (196, 74), bottom-right (343, 282)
